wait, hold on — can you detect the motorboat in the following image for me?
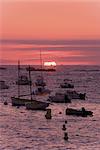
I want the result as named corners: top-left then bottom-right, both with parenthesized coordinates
top-left (47, 92), bottom-right (71, 103)
top-left (66, 90), bottom-right (86, 100)
top-left (66, 107), bottom-right (93, 117)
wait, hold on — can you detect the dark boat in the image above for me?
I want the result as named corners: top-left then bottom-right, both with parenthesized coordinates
top-left (12, 97), bottom-right (49, 110)
top-left (0, 67), bottom-right (6, 70)
top-left (11, 97), bottom-right (33, 106)
top-left (66, 90), bottom-right (86, 100)
top-left (26, 66), bottom-right (56, 72)
top-left (25, 100), bottom-right (49, 110)
top-left (66, 107), bottom-right (93, 117)
top-left (60, 83), bottom-right (74, 88)
top-left (47, 92), bottom-right (71, 103)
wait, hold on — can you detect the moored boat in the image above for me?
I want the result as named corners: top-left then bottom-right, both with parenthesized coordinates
top-left (66, 107), bottom-right (93, 117)
top-left (25, 100), bottom-right (49, 110)
top-left (66, 90), bottom-right (86, 100)
top-left (60, 83), bottom-right (74, 88)
top-left (47, 92), bottom-right (71, 103)
top-left (26, 66), bottom-right (56, 72)
top-left (11, 97), bottom-right (33, 106)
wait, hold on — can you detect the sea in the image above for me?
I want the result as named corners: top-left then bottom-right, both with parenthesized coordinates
top-left (0, 65), bottom-right (100, 150)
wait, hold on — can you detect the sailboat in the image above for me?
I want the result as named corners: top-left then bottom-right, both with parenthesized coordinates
top-left (33, 49), bottom-right (51, 95)
top-left (11, 61), bottom-right (49, 110)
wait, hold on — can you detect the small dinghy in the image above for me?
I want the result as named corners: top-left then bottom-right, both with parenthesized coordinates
top-left (66, 107), bottom-right (93, 117)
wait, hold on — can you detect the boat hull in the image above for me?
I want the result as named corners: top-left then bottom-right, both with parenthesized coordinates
top-left (11, 97), bottom-right (33, 106)
top-left (66, 108), bottom-right (93, 117)
top-left (25, 100), bottom-right (49, 110)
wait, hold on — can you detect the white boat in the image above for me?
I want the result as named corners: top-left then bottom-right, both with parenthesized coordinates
top-left (0, 81), bottom-right (9, 90)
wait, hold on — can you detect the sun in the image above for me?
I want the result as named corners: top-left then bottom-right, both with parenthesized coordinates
top-left (44, 61), bottom-right (56, 67)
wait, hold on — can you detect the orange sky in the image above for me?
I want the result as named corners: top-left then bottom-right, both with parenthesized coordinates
top-left (0, 0), bottom-right (100, 65)
top-left (1, 0), bottom-right (100, 39)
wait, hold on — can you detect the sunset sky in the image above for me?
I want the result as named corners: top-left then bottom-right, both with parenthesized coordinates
top-left (0, 0), bottom-right (100, 65)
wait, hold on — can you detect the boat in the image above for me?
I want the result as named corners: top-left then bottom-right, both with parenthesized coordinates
top-left (60, 83), bottom-right (74, 88)
top-left (35, 76), bottom-right (46, 87)
top-left (0, 67), bottom-right (6, 70)
top-left (26, 50), bottom-right (56, 72)
top-left (16, 75), bottom-right (32, 85)
top-left (32, 86), bottom-right (51, 95)
top-left (66, 90), bottom-right (86, 100)
top-left (66, 107), bottom-right (93, 117)
top-left (47, 92), bottom-right (71, 103)
top-left (0, 81), bottom-right (9, 90)
top-left (26, 67), bottom-right (56, 72)
top-left (11, 97), bottom-right (33, 106)
top-left (25, 100), bottom-right (49, 110)
top-left (11, 61), bottom-right (49, 110)
top-left (60, 79), bottom-right (74, 88)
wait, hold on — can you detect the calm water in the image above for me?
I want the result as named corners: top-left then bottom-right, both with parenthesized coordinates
top-left (0, 65), bottom-right (100, 150)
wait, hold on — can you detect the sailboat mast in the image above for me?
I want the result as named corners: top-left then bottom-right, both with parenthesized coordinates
top-left (40, 49), bottom-right (43, 77)
top-left (18, 60), bottom-right (20, 98)
top-left (28, 65), bottom-right (33, 100)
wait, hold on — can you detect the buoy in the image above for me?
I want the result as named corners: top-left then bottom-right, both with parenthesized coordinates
top-left (65, 120), bottom-right (67, 124)
top-left (4, 101), bottom-right (8, 105)
top-left (64, 132), bottom-right (68, 141)
top-left (59, 111), bottom-right (62, 114)
top-left (62, 124), bottom-right (66, 131)
top-left (17, 106), bottom-right (20, 109)
top-left (45, 109), bottom-right (52, 119)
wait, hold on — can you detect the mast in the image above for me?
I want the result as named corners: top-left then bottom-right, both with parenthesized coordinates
top-left (18, 60), bottom-right (20, 98)
top-left (40, 49), bottom-right (43, 78)
top-left (28, 65), bottom-right (33, 100)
